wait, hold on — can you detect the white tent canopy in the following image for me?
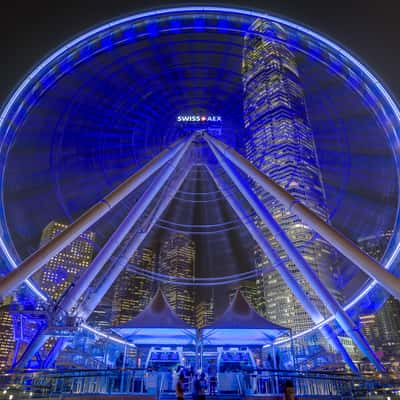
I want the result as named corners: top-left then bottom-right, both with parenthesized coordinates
top-left (201, 291), bottom-right (289, 345)
top-left (112, 288), bottom-right (196, 345)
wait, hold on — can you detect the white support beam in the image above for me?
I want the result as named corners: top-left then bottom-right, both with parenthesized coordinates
top-left (207, 165), bottom-right (358, 372)
top-left (0, 137), bottom-right (188, 297)
top-left (205, 136), bottom-right (384, 372)
top-left (76, 162), bottom-right (193, 320)
top-left (206, 134), bottom-right (400, 301)
top-left (58, 134), bottom-right (194, 314)
top-left (14, 329), bottom-right (49, 369)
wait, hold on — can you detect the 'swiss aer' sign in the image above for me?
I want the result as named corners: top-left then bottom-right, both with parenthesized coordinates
top-left (177, 115), bottom-right (222, 122)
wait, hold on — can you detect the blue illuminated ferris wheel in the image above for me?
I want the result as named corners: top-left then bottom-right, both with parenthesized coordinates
top-left (0, 7), bottom-right (400, 372)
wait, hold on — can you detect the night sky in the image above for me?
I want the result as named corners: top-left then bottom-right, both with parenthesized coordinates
top-left (1, 0), bottom-right (400, 106)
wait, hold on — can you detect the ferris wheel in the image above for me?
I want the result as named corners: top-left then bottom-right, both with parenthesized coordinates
top-left (0, 7), bottom-right (399, 372)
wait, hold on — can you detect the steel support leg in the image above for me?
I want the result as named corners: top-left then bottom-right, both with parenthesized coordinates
top-left (58, 135), bottom-right (194, 314)
top-left (15, 329), bottom-right (49, 369)
top-left (77, 164), bottom-right (192, 320)
top-left (0, 137), bottom-right (189, 297)
top-left (43, 338), bottom-right (67, 368)
top-left (207, 166), bottom-right (358, 373)
top-left (206, 134), bottom-right (400, 301)
top-left (206, 137), bottom-right (384, 372)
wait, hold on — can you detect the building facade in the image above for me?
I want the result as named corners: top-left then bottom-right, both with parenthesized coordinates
top-left (357, 230), bottom-right (392, 264)
top-left (357, 230), bottom-right (400, 369)
top-left (0, 296), bottom-right (15, 369)
top-left (34, 221), bottom-right (96, 302)
top-left (196, 299), bottom-right (215, 328)
top-left (228, 279), bottom-right (264, 314)
top-left (242, 20), bottom-right (339, 335)
top-left (112, 247), bottom-right (156, 325)
top-left (360, 296), bottom-right (400, 364)
top-left (159, 233), bottom-right (196, 326)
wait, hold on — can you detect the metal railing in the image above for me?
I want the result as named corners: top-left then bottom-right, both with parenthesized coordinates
top-left (0, 368), bottom-right (157, 398)
top-left (242, 369), bottom-right (355, 397)
top-left (0, 368), bottom-right (399, 399)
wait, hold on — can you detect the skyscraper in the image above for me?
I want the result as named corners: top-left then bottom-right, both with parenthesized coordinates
top-left (35, 221), bottom-right (96, 302)
top-left (159, 233), bottom-right (196, 326)
top-left (376, 296), bottom-right (400, 353)
top-left (360, 296), bottom-right (400, 361)
top-left (88, 290), bottom-right (114, 330)
top-left (242, 20), bottom-right (339, 334)
top-left (0, 296), bottom-right (15, 369)
top-left (112, 247), bottom-right (156, 325)
top-left (196, 299), bottom-right (215, 328)
top-left (228, 279), bottom-right (264, 314)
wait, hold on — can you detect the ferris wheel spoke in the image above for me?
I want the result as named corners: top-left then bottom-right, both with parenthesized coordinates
top-left (58, 134), bottom-right (194, 314)
top-left (206, 157), bottom-right (358, 372)
top-left (207, 134), bottom-right (400, 300)
top-left (77, 157), bottom-right (193, 320)
top-left (206, 134), bottom-right (384, 372)
top-left (0, 136), bottom-right (189, 297)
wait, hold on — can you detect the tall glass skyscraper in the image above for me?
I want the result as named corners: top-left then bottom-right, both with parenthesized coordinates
top-left (159, 233), bottom-right (196, 326)
top-left (242, 20), bottom-right (340, 335)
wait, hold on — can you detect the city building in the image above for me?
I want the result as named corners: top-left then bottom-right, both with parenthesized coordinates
top-left (357, 230), bottom-right (392, 264)
top-left (377, 296), bottom-right (400, 354)
top-left (88, 290), bottom-right (114, 330)
top-left (242, 19), bottom-right (340, 335)
top-left (32, 221), bottom-right (96, 363)
top-left (228, 279), bottom-right (264, 314)
top-left (0, 296), bottom-right (15, 369)
top-left (360, 314), bottom-right (380, 349)
top-left (112, 247), bottom-right (156, 325)
top-left (34, 221), bottom-right (96, 302)
top-left (196, 299), bottom-right (215, 328)
top-left (159, 233), bottom-right (196, 326)
top-left (360, 296), bottom-right (400, 361)
top-left (338, 337), bottom-right (360, 364)
top-left (357, 230), bottom-right (400, 369)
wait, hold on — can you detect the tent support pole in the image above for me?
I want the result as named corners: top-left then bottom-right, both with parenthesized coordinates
top-left (200, 342), bottom-right (204, 371)
top-left (272, 343), bottom-right (279, 393)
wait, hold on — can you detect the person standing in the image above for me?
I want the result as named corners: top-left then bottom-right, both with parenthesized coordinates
top-left (176, 373), bottom-right (185, 400)
top-left (283, 380), bottom-right (295, 400)
top-left (199, 372), bottom-right (208, 400)
top-left (192, 373), bottom-right (201, 400)
top-left (207, 362), bottom-right (217, 396)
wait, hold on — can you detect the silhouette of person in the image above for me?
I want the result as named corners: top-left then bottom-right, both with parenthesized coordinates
top-left (284, 380), bottom-right (295, 400)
